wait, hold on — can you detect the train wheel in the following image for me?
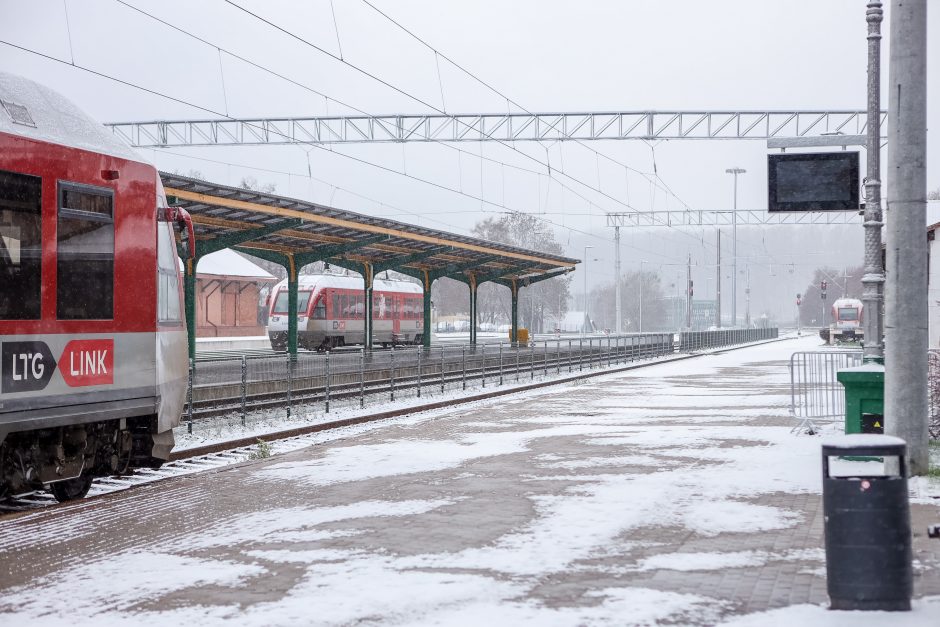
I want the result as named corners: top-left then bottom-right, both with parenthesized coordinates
top-left (49, 474), bottom-right (94, 502)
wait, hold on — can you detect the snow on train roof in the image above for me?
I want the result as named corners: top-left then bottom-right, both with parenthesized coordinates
top-left (273, 273), bottom-right (423, 294)
top-left (0, 72), bottom-right (141, 162)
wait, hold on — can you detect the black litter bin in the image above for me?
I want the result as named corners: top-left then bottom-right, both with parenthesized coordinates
top-left (822, 434), bottom-right (912, 611)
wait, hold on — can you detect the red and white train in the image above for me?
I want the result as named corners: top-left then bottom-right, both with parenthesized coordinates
top-left (0, 73), bottom-right (193, 500)
top-left (267, 274), bottom-right (425, 350)
top-left (821, 297), bottom-right (864, 343)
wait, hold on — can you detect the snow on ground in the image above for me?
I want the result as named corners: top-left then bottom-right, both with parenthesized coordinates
top-left (2, 335), bottom-right (938, 626)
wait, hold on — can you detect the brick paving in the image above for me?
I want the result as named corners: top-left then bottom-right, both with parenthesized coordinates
top-left (0, 336), bottom-right (938, 625)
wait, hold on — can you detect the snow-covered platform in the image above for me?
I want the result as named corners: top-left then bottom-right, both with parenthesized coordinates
top-left (1, 336), bottom-right (938, 625)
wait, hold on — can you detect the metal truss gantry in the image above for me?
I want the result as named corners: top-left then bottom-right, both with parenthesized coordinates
top-left (606, 210), bottom-right (861, 228)
top-left (107, 110), bottom-right (883, 147)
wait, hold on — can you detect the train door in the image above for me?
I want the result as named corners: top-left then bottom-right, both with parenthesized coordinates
top-left (391, 294), bottom-right (401, 337)
top-left (155, 213), bottom-right (187, 436)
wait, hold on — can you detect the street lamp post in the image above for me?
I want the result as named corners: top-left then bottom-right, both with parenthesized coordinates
top-left (725, 167), bottom-right (746, 327)
top-left (583, 245), bottom-right (594, 335)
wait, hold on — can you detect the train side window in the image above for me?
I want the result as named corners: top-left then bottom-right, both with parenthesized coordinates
top-left (157, 220), bottom-right (181, 323)
top-left (312, 296), bottom-right (326, 319)
top-left (57, 183), bottom-right (114, 320)
top-left (0, 170), bottom-right (42, 320)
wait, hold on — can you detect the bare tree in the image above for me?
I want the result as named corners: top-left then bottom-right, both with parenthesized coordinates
top-left (430, 213), bottom-right (571, 332)
top-left (239, 176), bottom-right (277, 194)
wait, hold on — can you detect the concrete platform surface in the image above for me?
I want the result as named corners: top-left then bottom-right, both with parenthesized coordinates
top-left (1, 336), bottom-right (938, 626)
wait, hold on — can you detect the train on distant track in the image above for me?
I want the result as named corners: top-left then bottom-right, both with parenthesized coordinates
top-left (267, 274), bottom-right (425, 350)
top-left (819, 297), bottom-right (864, 343)
top-left (0, 73), bottom-right (194, 501)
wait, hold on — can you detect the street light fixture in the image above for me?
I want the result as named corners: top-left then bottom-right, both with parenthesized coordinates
top-left (725, 167), bottom-right (746, 327)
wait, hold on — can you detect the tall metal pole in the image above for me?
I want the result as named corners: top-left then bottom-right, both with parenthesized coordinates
top-left (885, 0), bottom-right (929, 475)
top-left (639, 260), bottom-right (646, 332)
top-left (726, 167), bottom-right (746, 327)
top-left (862, 1), bottom-right (886, 363)
top-left (583, 245), bottom-right (593, 335)
top-left (614, 226), bottom-right (622, 334)
top-left (686, 253), bottom-right (692, 329)
top-left (716, 230), bottom-right (722, 328)
top-left (745, 265), bottom-right (750, 326)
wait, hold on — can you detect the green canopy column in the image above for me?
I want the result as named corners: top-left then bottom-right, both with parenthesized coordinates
top-left (510, 278), bottom-right (519, 343)
top-left (285, 254), bottom-right (299, 354)
top-left (469, 273), bottom-right (478, 345)
top-left (422, 270), bottom-right (433, 348)
top-left (184, 255), bottom-right (199, 360)
top-left (363, 262), bottom-right (374, 350)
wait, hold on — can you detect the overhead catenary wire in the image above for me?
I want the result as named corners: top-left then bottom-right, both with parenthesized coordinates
top-left (220, 0), bottom-right (693, 226)
top-left (7, 40), bottom-right (707, 266)
top-left (109, 0), bottom-right (716, 262)
top-left (357, 0), bottom-right (692, 210)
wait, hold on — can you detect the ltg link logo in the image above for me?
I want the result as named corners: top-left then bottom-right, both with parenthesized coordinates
top-left (0, 339), bottom-right (114, 393)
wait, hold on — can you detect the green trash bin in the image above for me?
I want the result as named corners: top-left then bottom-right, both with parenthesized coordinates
top-left (836, 364), bottom-right (884, 435)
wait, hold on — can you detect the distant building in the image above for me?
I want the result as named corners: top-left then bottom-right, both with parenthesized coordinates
top-left (182, 249), bottom-right (277, 338)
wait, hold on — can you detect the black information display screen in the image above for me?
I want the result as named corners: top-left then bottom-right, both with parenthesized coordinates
top-left (767, 152), bottom-right (859, 212)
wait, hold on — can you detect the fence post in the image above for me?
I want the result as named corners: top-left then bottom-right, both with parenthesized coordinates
top-left (390, 346), bottom-right (396, 402)
top-left (440, 346), bottom-right (445, 394)
top-left (481, 343), bottom-right (486, 388)
top-left (499, 343), bottom-right (504, 385)
top-left (240, 355), bottom-right (248, 426)
top-left (531, 342), bottom-right (536, 381)
top-left (462, 345), bottom-right (467, 390)
top-left (359, 349), bottom-right (365, 409)
top-left (543, 340), bottom-right (549, 377)
top-left (417, 347), bottom-right (423, 398)
top-left (579, 338), bottom-right (584, 372)
top-left (187, 358), bottom-right (194, 434)
top-left (325, 351), bottom-right (331, 413)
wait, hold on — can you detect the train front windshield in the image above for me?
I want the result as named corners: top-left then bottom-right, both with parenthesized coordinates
top-left (272, 290), bottom-right (311, 314)
top-left (838, 307), bottom-right (859, 321)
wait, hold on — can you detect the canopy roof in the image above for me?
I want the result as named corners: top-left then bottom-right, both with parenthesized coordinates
top-left (160, 172), bottom-right (578, 284)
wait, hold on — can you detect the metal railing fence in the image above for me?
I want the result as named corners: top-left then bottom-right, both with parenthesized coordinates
top-left (183, 328), bottom-right (778, 433)
top-left (789, 349), bottom-right (863, 433)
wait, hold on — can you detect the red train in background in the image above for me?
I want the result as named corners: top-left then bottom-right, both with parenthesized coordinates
top-left (0, 72), bottom-right (194, 500)
top-left (267, 274), bottom-right (425, 350)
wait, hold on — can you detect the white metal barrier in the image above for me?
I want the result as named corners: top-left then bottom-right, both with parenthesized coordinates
top-left (789, 350), bottom-right (862, 433)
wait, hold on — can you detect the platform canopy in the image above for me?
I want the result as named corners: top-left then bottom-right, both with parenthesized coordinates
top-left (161, 172), bottom-right (578, 355)
top-left (160, 172), bottom-right (578, 280)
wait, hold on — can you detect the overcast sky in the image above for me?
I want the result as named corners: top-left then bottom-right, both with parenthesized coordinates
top-left (2, 0), bottom-right (937, 322)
